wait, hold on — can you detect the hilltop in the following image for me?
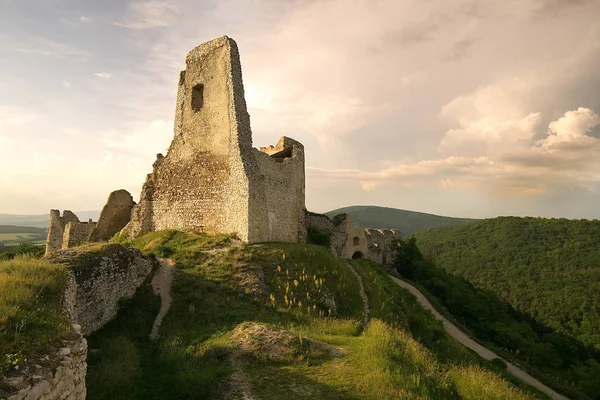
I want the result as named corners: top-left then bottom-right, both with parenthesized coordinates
top-left (325, 205), bottom-right (479, 236)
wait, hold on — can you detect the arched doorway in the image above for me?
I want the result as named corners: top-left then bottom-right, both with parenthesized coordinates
top-left (352, 251), bottom-right (364, 259)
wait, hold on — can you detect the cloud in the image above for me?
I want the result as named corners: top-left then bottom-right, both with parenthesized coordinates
top-left (80, 16), bottom-right (90, 22)
top-left (11, 38), bottom-right (90, 60)
top-left (541, 107), bottom-right (600, 146)
top-left (62, 81), bottom-right (72, 88)
top-left (114, 1), bottom-right (182, 30)
top-left (94, 73), bottom-right (113, 79)
top-left (311, 107), bottom-right (600, 197)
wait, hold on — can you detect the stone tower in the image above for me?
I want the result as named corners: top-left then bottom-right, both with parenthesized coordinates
top-left (123, 36), bottom-right (306, 243)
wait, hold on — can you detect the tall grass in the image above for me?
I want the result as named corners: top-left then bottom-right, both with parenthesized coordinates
top-left (87, 231), bottom-right (544, 399)
top-left (0, 256), bottom-right (73, 383)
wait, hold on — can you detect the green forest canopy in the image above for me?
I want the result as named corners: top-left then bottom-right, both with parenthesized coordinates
top-left (414, 216), bottom-right (600, 352)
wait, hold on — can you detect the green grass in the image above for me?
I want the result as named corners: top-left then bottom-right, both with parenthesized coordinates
top-left (0, 256), bottom-right (76, 394)
top-left (86, 230), bottom-right (543, 399)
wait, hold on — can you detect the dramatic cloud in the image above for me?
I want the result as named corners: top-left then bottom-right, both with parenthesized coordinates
top-left (1, 0), bottom-right (599, 218)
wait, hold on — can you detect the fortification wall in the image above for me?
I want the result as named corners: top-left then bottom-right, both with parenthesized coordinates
top-left (89, 190), bottom-right (135, 242)
top-left (124, 36), bottom-right (305, 244)
top-left (365, 228), bottom-right (400, 265)
top-left (305, 212), bottom-right (400, 265)
top-left (124, 36), bottom-right (253, 241)
top-left (49, 244), bottom-right (154, 335)
top-left (46, 210), bottom-right (94, 256)
top-left (4, 333), bottom-right (87, 400)
top-left (62, 222), bottom-right (95, 250)
top-left (251, 137), bottom-right (306, 242)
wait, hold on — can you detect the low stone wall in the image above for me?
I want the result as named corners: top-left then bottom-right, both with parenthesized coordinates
top-left (50, 244), bottom-right (154, 335)
top-left (4, 328), bottom-right (87, 400)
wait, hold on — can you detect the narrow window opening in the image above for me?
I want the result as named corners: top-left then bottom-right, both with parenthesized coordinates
top-left (191, 84), bottom-right (204, 112)
top-left (353, 236), bottom-right (360, 246)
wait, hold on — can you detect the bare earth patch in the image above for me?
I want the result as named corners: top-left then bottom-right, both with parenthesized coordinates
top-left (149, 258), bottom-right (174, 340)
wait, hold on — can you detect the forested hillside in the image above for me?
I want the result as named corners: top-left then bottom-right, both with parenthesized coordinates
top-left (414, 217), bottom-right (600, 352)
top-left (325, 205), bottom-right (478, 235)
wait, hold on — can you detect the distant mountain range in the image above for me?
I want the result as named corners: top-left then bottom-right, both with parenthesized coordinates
top-left (0, 211), bottom-right (100, 228)
top-left (325, 205), bottom-right (479, 236)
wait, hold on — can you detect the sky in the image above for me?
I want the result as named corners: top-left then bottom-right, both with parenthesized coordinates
top-left (1, 0), bottom-right (600, 219)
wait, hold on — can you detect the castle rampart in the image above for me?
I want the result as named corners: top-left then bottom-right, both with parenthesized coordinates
top-left (123, 36), bottom-right (306, 243)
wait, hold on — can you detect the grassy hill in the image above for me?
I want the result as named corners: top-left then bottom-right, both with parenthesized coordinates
top-left (81, 230), bottom-right (541, 399)
top-left (0, 211), bottom-right (100, 228)
top-left (325, 205), bottom-right (479, 235)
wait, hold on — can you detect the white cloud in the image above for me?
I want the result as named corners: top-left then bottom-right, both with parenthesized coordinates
top-left (62, 80), bottom-right (72, 88)
top-left (114, 1), bottom-right (182, 30)
top-left (94, 72), bottom-right (113, 79)
top-left (311, 107), bottom-right (600, 197)
top-left (542, 107), bottom-right (600, 147)
top-left (80, 16), bottom-right (90, 22)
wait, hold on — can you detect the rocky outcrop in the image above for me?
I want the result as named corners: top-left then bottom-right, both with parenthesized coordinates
top-left (49, 244), bottom-right (154, 335)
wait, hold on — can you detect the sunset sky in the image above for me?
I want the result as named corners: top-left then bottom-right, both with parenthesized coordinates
top-left (1, 0), bottom-right (599, 219)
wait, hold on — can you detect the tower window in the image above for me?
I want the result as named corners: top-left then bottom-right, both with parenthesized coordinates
top-left (353, 236), bottom-right (360, 246)
top-left (191, 84), bottom-right (204, 112)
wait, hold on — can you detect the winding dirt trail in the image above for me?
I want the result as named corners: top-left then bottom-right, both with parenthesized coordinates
top-left (388, 275), bottom-right (568, 400)
top-left (150, 258), bottom-right (175, 341)
top-left (345, 261), bottom-right (369, 327)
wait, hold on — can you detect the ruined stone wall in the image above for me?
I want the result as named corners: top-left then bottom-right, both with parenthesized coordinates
top-left (62, 222), bottom-right (95, 250)
top-left (251, 137), bottom-right (306, 243)
top-left (4, 333), bottom-right (87, 400)
top-left (45, 210), bottom-right (93, 256)
top-left (49, 244), bottom-right (154, 335)
top-left (365, 228), bottom-right (400, 265)
top-left (89, 190), bottom-right (135, 242)
top-left (124, 36), bottom-right (305, 244)
top-left (305, 212), bottom-right (400, 266)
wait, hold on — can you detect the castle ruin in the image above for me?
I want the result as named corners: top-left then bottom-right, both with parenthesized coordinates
top-left (45, 35), bottom-right (398, 267)
top-left (122, 36), bottom-right (306, 243)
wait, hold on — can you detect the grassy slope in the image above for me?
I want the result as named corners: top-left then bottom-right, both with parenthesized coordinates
top-left (325, 205), bottom-right (478, 235)
top-left (414, 217), bottom-right (600, 351)
top-left (86, 230), bottom-right (543, 399)
top-left (0, 257), bottom-right (76, 395)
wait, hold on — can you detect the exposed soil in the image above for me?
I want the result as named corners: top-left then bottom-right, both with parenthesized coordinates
top-left (388, 274), bottom-right (569, 400)
top-left (149, 258), bottom-right (174, 340)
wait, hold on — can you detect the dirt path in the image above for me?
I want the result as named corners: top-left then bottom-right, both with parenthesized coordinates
top-left (388, 275), bottom-right (568, 400)
top-left (345, 261), bottom-right (369, 327)
top-left (150, 258), bottom-right (175, 340)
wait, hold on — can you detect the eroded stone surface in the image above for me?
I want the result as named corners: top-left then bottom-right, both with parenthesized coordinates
top-left (122, 36), bottom-right (305, 244)
top-left (89, 190), bottom-right (135, 242)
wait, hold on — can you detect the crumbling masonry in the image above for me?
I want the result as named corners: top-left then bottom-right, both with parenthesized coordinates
top-left (122, 36), bottom-right (306, 243)
top-left (45, 36), bottom-right (397, 268)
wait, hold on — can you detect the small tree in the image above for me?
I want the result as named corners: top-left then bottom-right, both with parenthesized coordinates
top-left (393, 236), bottom-right (423, 278)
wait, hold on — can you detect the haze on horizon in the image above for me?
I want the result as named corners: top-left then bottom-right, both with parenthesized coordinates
top-left (1, 0), bottom-right (599, 220)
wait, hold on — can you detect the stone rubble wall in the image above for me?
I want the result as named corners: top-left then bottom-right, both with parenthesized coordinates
top-left (251, 137), bottom-right (306, 243)
top-left (62, 222), bottom-right (95, 250)
top-left (5, 331), bottom-right (88, 400)
top-left (123, 36), bottom-right (306, 244)
top-left (306, 211), bottom-right (401, 266)
top-left (89, 190), bottom-right (135, 242)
